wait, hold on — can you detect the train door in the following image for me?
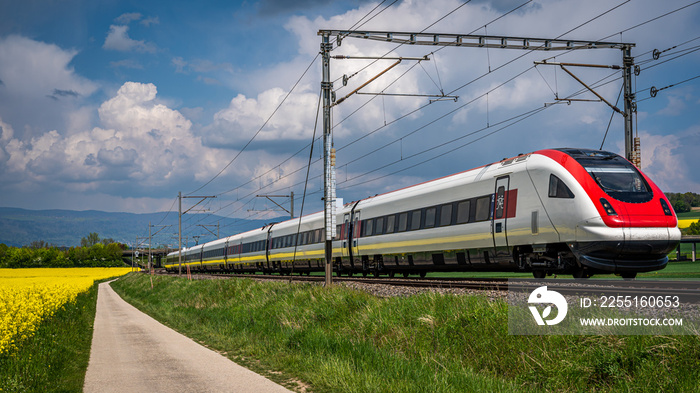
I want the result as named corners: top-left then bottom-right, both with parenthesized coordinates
top-left (351, 210), bottom-right (361, 260)
top-left (265, 225), bottom-right (274, 266)
top-left (224, 239), bottom-right (229, 269)
top-left (492, 176), bottom-right (511, 261)
top-left (342, 213), bottom-right (350, 259)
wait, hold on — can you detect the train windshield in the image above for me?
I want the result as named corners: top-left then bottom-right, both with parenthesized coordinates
top-left (584, 164), bottom-right (652, 203)
top-left (558, 148), bottom-right (653, 203)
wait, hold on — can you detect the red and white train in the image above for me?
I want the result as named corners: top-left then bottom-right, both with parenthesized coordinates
top-left (164, 148), bottom-right (681, 279)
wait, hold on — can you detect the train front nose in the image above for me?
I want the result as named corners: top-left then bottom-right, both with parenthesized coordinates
top-left (570, 226), bottom-right (680, 273)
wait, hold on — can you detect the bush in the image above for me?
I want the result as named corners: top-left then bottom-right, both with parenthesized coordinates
top-left (687, 220), bottom-right (700, 236)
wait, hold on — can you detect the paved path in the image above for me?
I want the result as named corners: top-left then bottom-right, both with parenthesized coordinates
top-left (84, 281), bottom-right (293, 393)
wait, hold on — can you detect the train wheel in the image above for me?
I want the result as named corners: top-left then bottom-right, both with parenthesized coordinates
top-left (621, 272), bottom-right (637, 280)
top-left (389, 271), bottom-right (395, 278)
top-left (532, 270), bottom-right (546, 279)
top-left (403, 272), bottom-right (410, 278)
top-left (373, 270), bottom-right (380, 278)
top-left (572, 268), bottom-right (590, 279)
top-left (419, 271), bottom-right (427, 278)
top-left (347, 271), bottom-right (353, 277)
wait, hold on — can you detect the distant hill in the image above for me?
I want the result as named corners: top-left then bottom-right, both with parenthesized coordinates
top-left (0, 207), bottom-right (276, 248)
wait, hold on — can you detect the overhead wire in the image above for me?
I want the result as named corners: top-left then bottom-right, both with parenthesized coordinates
top-left (186, 52), bottom-right (320, 196)
top-left (290, 88), bottom-right (324, 274)
top-left (180, 0), bottom-right (693, 241)
top-left (336, 0), bottom-right (638, 179)
top-left (180, 0), bottom-right (478, 229)
top-left (191, 0), bottom-right (615, 226)
top-left (204, 0), bottom-right (628, 212)
top-left (189, 0), bottom-right (406, 206)
top-left (335, 0), bottom-right (534, 149)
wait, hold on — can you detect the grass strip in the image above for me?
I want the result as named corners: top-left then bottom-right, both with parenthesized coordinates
top-left (112, 273), bottom-right (700, 393)
top-left (0, 284), bottom-right (97, 393)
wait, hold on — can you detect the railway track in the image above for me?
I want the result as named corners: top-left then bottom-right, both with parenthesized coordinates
top-left (151, 269), bottom-right (700, 302)
top-left (153, 269), bottom-right (509, 291)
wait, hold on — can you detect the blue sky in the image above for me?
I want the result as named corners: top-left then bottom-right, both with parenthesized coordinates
top-left (1, 0), bottom-right (699, 230)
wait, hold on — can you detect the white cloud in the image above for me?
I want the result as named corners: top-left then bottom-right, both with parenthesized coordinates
top-left (3, 0), bottom-right (700, 213)
top-left (205, 87), bottom-right (320, 146)
top-left (115, 12), bottom-right (143, 24)
top-left (141, 16), bottom-right (160, 27)
top-left (0, 36), bottom-right (97, 100)
top-left (657, 94), bottom-right (688, 116)
top-left (103, 25), bottom-right (156, 53)
top-left (0, 35), bottom-right (98, 140)
top-left (2, 82), bottom-right (214, 188)
top-left (633, 128), bottom-right (700, 193)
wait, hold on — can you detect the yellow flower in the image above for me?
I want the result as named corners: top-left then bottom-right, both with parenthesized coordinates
top-left (0, 267), bottom-right (132, 354)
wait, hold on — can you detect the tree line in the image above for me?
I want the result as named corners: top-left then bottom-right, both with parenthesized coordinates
top-left (665, 192), bottom-right (700, 214)
top-left (0, 233), bottom-right (127, 268)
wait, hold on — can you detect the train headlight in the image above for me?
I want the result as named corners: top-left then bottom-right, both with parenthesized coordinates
top-left (600, 198), bottom-right (617, 216)
top-left (660, 198), bottom-right (673, 216)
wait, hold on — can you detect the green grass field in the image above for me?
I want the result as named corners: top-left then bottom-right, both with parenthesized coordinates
top-left (112, 273), bottom-right (700, 393)
top-left (677, 211), bottom-right (700, 219)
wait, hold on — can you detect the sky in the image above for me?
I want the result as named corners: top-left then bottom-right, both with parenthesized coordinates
top-left (1, 0), bottom-right (699, 237)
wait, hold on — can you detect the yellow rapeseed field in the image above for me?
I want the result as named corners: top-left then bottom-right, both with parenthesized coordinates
top-left (678, 218), bottom-right (699, 229)
top-left (0, 267), bottom-right (132, 354)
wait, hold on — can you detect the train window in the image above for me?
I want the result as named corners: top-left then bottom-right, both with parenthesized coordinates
top-left (440, 204), bottom-right (453, 226)
top-left (475, 196), bottom-right (491, 222)
top-left (385, 215), bottom-right (396, 234)
top-left (315, 229), bottom-right (321, 243)
top-left (548, 174), bottom-right (575, 199)
top-left (375, 217), bottom-right (384, 235)
top-left (425, 207), bottom-right (436, 228)
top-left (586, 166), bottom-right (652, 202)
top-left (410, 210), bottom-right (421, 230)
top-left (363, 219), bottom-right (374, 237)
top-left (456, 201), bottom-right (471, 224)
top-left (398, 212), bottom-right (408, 232)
